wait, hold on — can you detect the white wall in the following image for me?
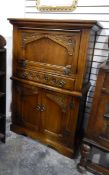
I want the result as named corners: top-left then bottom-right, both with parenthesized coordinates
top-left (0, 0), bottom-right (25, 37)
top-left (0, 0), bottom-right (25, 117)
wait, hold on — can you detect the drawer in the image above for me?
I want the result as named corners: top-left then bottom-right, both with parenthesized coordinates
top-left (16, 59), bottom-right (73, 76)
top-left (15, 68), bottom-right (75, 90)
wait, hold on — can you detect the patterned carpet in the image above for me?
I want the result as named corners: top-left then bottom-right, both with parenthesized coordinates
top-left (0, 120), bottom-right (93, 175)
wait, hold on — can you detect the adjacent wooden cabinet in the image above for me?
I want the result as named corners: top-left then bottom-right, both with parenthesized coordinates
top-left (0, 35), bottom-right (6, 142)
top-left (8, 18), bottom-right (102, 157)
top-left (78, 60), bottom-right (109, 175)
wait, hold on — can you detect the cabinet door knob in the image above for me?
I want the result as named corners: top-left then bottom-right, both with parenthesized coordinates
top-left (36, 105), bottom-right (45, 112)
top-left (36, 105), bottom-right (41, 111)
top-left (40, 105), bottom-right (45, 112)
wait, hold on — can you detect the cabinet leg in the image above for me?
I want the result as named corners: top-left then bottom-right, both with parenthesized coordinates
top-left (77, 143), bottom-right (91, 173)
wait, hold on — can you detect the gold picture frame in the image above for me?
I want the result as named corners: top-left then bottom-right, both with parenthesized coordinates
top-left (36, 0), bottom-right (78, 11)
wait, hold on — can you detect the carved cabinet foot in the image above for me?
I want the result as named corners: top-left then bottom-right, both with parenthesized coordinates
top-left (77, 143), bottom-right (91, 173)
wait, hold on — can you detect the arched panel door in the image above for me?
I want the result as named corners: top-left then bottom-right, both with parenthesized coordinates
top-left (40, 89), bottom-right (79, 148)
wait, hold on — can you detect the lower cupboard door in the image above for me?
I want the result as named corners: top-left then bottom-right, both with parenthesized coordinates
top-left (12, 82), bottom-right (41, 131)
top-left (40, 89), bottom-right (78, 147)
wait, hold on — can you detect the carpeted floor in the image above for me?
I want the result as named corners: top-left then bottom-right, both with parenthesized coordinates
top-left (0, 120), bottom-right (93, 175)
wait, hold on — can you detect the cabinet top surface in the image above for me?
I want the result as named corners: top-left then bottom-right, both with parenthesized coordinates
top-left (8, 18), bottom-right (102, 30)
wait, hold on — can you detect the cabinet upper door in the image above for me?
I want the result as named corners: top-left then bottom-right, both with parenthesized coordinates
top-left (12, 82), bottom-right (41, 131)
top-left (17, 29), bottom-right (81, 75)
top-left (40, 89), bottom-right (79, 147)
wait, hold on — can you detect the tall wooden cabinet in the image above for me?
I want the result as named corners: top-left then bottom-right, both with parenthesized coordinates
top-left (8, 18), bottom-right (101, 157)
top-left (0, 35), bottom-right (6, 142)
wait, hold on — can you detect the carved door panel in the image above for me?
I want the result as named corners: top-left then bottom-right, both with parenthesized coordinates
top-left (12, 82), bottom-right (41, 131)
top-left (40, 89), bottom-right (77, 147)
top-left (18, 30), bottom-right (81, 75)
top-left (89, 94), bottom-right (109, 147)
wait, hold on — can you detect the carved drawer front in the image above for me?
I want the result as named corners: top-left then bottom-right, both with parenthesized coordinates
top-left (16, 59), bottom-right (74, 76)
top-left (16, 68), bottom-right (75, 90)
top-left (17, 30), bottom-right (81, 75)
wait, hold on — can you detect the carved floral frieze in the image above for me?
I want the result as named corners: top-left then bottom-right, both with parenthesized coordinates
top-left (16, 68), bottom-right (68, 89)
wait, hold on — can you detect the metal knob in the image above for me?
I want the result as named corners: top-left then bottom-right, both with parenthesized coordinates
top-left (58, 80), bottom-right (65, 88)
top-left (36, 105), bottom-right (41, 111)
top-left (40, 105), bottom-right (45, 112)
top-left (63, 65), bottom-right (72, 75)
top-left (36, 105), bottom-right (45, 112)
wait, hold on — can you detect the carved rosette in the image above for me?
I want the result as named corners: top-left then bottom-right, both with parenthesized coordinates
top-left (21, 32), bottom-right (75, 56)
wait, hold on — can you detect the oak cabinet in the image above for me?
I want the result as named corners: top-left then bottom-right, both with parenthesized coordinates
top-left (9, 18), bottom-right (101, 157)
